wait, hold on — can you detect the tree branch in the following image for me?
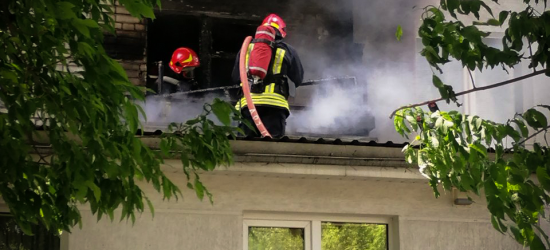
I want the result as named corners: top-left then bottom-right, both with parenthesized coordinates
top-left (468, 69), bottom-right (476, 89)
top-left (517, 125), bottom-right (550, 146)
top-left (528, 39), bottom-right (536, 73)
top-left (389, 70), bottom-right (546, 118)
top-left (28, 131), bottom-right (50, 165)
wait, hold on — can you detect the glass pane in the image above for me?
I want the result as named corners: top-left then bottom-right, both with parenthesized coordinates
top-left (248, 227), bottom-right (305, 250)
top-left (322, 222), bottom-right (387, 250)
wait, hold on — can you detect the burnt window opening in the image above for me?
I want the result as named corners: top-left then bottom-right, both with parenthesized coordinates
top-left (104, 34), bottom-right (147, 61)
top-left (146, 14), bottom-right (257, 98)
top-left (144, 0), bottom-right (375, 137)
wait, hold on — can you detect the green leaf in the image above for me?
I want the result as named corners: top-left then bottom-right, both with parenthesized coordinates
top-left (396, 25), bottom-right (403, 41)
top-left (431, 136), bottom-right (440, 147)
top-left (512, 119), bottom-right (529, 137)
top-left (211, 99), bottom-right (231, 126)
top-left (490, 215), bottom-right (507, 234)
top-left (107, 209), bottom-right (115, 222)
top-left (479, 1), bottom-right (494, 17)
top-left (461, 26), bottom-right (484, 44)
top-left (78, 42), bottom-right (95, 58)
top-left (536, 167), bottom-right (550, 191)
top-left (162, 178), bottom-right (172, 199)
top-left (487, 19), bottom-right (500, 26)
top-left (394, 111), bottom-right (405, 136)
top-left (71, 19), bottom-right (90, 37)
top-left (474, 117), bottom-right (483, 131)
top-left (499, 11), bottom-right (509, 25)
top-left (17, 221), bottom-right (34, 236)
top-left (160, 139), bottom-right (170, 156)
top-left (75, 184), bottom-right (88, 202)
top-left (533, 224), bottom-right (550, 248)
top-left (0, 70), bottom-right (18, 83)
top-left (137, 4), bottom-right (156, 19)
top-left (433, 75), bottom-right (444, 88)
top-left (524, 109), bottom-right (548, 129)
top-left (60, 85), bottom-right (71, 95)
top-left (505, 125), bottom-right (521, 142)
top-left (56, 2), bottom-right (77, 20)
top-left (510, 226), bottom-right (525, 244)
top-left (145, 196), bottom-right (155, 217)
top-left (194, 178), bottom-right (205, 200)
top-left (470, 143), bottom-right (487, 157)
top-left (531, 234), bottom-right (546, 250)
top-left (425, 46), bottom-right (441, 60)
top-left (405, 115), bottom-right (417, 129)
top-left (80, 19), bottom-right (99, 28)
top-left (86, 181), bottom-right (102, 201)
top-left (119, 1), bottom-right (155, 18)
top-left (447, 0), bottom-right (460, 16)
top-left (435, 116), bottom-right (444, 129)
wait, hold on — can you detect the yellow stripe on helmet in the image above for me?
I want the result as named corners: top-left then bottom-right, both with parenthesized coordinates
top-left (182, 54), bottom-right (193, 63)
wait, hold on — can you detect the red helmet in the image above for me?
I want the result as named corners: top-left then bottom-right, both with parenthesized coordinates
top-left (262, 14), bottom-right (287, 38)
top-left (169, 47), bottom-right (200, 74)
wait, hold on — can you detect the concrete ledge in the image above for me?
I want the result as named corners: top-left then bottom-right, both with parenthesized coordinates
top-left (162, 160), bottom-right (425, 182)
top-left (230, 140), bottom-right (406, 159)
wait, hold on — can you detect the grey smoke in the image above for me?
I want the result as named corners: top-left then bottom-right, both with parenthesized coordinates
top-left (137, 93), bottom-right (228, 128)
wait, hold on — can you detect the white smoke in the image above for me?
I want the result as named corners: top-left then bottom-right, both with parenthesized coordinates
top-left (137, 93), bottom-right (228, 128)
top-left (286, 80), bottom-right (373, 136)
top-left (281, 0), bottom-right (550, 143)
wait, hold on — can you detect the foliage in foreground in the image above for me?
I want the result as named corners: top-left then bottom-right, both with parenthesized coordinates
top-left (0, 0), bottom-right (239, 235)
top-left (396, 106), bottom-right (550, 249)
top-left (394, 0), bottom-right (550, 249)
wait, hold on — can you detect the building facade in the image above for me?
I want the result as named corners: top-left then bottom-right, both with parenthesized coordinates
top-left (3, 0), bottom-right (550, 249)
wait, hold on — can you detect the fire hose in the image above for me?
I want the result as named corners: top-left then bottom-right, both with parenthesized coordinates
top-left (239, 36), bottom-right (272, 138)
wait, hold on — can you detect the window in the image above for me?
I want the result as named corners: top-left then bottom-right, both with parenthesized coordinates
top-left (146, 14), bottom-right (256, 93)
top-left (249, 227), bottom-right (306, 250)
top-left (0, 214), bottom-right (60, 250)
top-left (244, 220), bottom-right (311, 250)
top-left (243, 215), bottom-right (392, 250)
top-left (321, 222), bottom-right (387, 250)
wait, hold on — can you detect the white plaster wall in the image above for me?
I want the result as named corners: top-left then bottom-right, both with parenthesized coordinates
top-left (69, 212), bottom-right (241, 250)
top-left (353, 0), bottom-right (550, 143)
top-left (68, 171), bottom-right (523, 250)
top-left (400, 219), bottom-right (523, 250)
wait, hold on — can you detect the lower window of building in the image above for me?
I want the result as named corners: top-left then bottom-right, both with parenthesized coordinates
top-left (321, 222), bottom-right (387, 250)
top-left (248, 227), bottom-right (305, 250)
top-left (245, 219), bottom-right (388, 250)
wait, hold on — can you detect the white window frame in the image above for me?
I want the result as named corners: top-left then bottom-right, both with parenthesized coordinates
top-left (243, 212), bottom-right (396, 250)
top-left (243, 219), bottom-right (312, 250)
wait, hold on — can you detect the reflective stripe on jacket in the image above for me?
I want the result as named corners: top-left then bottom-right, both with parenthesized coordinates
top-left (236, 46), bottom-right (288, 111)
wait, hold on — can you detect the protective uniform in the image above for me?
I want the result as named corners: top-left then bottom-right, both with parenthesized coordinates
top-left (232, 14), bottom-right (304, 138)
top-left (157, 47), bottom-right (200, 94)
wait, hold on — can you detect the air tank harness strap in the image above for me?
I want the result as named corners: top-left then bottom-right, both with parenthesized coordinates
top-left (251, 38), bottom-right (275, 48)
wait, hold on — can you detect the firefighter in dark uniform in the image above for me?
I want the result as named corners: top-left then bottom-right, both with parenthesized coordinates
top-left (156, 47), bottom-right (200, 94)
top-left (232, 14), bottom-right (304, 138)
